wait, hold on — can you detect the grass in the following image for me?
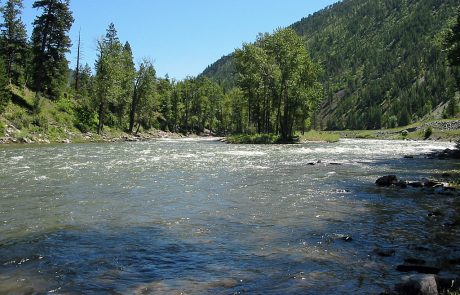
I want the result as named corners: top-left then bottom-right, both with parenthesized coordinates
top-left (299, 130), bottom-right (340, 143)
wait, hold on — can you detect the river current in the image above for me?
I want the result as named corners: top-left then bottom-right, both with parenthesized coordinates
top-left (0, 139), bottom-right (459, 294)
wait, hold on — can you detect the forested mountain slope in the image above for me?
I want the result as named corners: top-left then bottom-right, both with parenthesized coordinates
top-left (202, 0), bottom-right (459, 130)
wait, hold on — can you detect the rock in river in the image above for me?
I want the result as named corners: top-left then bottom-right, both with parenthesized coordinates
top-left (395, 274), bottom-right (439, 295)
top-left (376, 175), bottom-right (398, 187)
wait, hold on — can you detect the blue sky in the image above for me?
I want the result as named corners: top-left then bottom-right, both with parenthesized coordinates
top-left (21, 0), bottom-right (338, 80)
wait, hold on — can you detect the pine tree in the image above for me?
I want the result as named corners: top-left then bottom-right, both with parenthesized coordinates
top-left (0, 0), bottom-right (28, 84)
top-left (30, 0), bottom-right (74, 99)
top-left (446, 7), bottom-right (460, 88)
top-left (0, 56), bottom-right (11, 113)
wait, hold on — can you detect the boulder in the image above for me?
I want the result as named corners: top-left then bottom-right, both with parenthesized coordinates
top-left (376, 175), bottom-right (398, 187)
top-left (407, 181), bottom-right (424, 188)
top-left (395, 274), bottom-right (438, 295)
top-left (395, 181), bottom-right (408, 189)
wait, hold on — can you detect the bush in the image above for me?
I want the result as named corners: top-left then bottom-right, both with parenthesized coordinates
top-left (228, 134), bottom-right (281, 144)
top-left (8, 108), bottom-right (31, 129)
top-left (0, 120), bottom-right (5, 136)
top-left (424, 127), bottom-right (433, 139)
top-left (32, 114), bottom-right (49, 131)
top-left (74, 103), bottom-right (96, 133)
top-left (56, 97), bottom-right (75, 114)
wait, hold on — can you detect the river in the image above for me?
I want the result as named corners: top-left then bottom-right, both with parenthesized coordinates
top-left (0, 139), bottom-right (459, 294)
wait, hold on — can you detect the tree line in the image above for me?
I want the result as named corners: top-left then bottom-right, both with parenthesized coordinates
top-left (203, 0), bottom-right (460, 131)
top-left (0, 0), bottom-right (321, 139)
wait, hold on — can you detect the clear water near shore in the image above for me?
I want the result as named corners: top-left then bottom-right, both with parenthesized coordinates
top-left (0, 139), bottom-right (459, 294)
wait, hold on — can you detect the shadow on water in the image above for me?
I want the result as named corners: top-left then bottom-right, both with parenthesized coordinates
top-left (1, 140), bottom-right (459, 294)
top-left (0, 215), bottom-right (409, 295)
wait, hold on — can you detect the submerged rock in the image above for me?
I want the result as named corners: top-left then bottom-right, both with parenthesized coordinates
top-left (376, 175), bottom-right (398, 187)
top-left (341, 235), bottom-right (353, 242)
top-left (407, 181), bottom-right (424, 188)
top-left (373, 247), bottom-right (396, 257)
top-left (395, 274), bottom-right (438, 295)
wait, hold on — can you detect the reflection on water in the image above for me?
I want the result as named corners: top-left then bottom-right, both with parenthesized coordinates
top-left (0, 139), bottom-right (459, 294)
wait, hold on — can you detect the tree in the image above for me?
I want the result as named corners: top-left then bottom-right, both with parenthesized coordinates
top-left (446, 7), bottom-right (460, 88)
top-left (0, 0), bottom-right (28, 84)
top-left (129, 59), bottom-right (156, 133)
top-left (30, 0), bottom-right (74, 99)
top-left (0, 56), bottom-right (11, 113)
top-left (235, 28), bottom-right (321, 140)
top-left (118, 41), bottom-right (135, 128)
top-left (95, 23), bottom-right (124, 134)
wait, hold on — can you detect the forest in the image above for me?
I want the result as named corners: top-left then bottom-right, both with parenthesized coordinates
top-left (0, 0), bottom-right (459, 143)
top-left (204, 0), bottom-right (460, 131)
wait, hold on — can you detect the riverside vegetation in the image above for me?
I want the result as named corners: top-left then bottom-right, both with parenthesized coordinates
top-left (0, 0), bottom-right (459, 144)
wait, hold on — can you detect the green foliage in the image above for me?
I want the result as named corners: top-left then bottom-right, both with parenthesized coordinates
top-left (130, 59), bottom-right (157, 133)
top-left (444, 96), bottom-right (459, 118)
top-left (424, 126), bottom-right (433, 139)
top-left (95, 23), bottom-right (126, 134)
top-left (446, 7), bottom-right (460, 88)
top-left (31, 0), bottom-right (74, 99)
top-left (6, 107), bottom-right (30, 129)
top-left (0, 56), bottom-right (10, 113)
top-left (31, 113), bottom-right (48, 130)
top-left (74, 102), bottom-right (96, 133)
top-left (227, 134), bottom-right (281, 144)
top-left (235, 28), bottom-right (322, 140)
top-left (0, 120), bottom-right (5, 135)
top-left (204, 0), bottom-right (459, 130)
top-left (0, 0), bottom-right (28, 85)
top-left (300, 130), bottom-right (340, 143)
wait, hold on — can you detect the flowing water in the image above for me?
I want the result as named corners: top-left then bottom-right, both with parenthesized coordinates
top-left (0, 139), bottom-right (459, 294)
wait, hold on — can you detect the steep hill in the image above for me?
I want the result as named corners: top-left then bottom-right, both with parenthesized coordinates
top-left (202, 0), bottom-right (459, 130)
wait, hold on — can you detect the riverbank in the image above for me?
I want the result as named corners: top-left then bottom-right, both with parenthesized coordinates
top-left (0, 123), bottom-right (187, 145)
top-left (333, 119), bottom-right (460, 142)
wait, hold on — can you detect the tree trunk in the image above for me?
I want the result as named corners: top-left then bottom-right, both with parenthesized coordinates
top-left (282, 85), bottom-right (289, 141)
top-left (97, 101), bottom-right (104, 135)
top-left (129, 86), bottom-right (137, 133)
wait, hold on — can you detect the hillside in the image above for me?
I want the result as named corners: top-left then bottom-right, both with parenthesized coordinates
top-left (202, 0), bottom-right (459, 130)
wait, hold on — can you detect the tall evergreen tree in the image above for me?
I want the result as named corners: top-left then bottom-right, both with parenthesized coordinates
top-left (0, 0), bottom-right (28, 84)
top-left (30, 0), bottom-right (74, 99)
top-left (0, 56), bottom-right (10, 113)
top-left (95, 23), bottom-right (124, 134)
top-left (446, 7), bottom-right (460, 88)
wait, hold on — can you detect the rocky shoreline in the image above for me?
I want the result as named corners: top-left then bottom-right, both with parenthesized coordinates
top-left (0, 124), bottom-right (208, 145)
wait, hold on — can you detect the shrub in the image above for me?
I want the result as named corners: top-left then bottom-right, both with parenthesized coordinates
top-left (8, 108), bottom-right (31, 129)
top-left (424, 127), bottom-right (433, 139)
top-left (228, 134), bottom-right (281, 144)
top-left (32, 114), bottom-right (49, 131)
top-left (0, 120), bottom-right (5, 136)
